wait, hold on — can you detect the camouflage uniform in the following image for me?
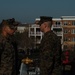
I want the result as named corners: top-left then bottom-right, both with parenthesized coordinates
top-left (0, 34), bottom-right (18, 75)
top-left (39, 31), bottom-right (62, 75)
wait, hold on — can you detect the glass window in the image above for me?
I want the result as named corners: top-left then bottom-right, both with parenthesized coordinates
top-left (64, 29), bottom-right (68, 34)
top-left (72, 21), bottom-right (75, 25)
top-left (71, 37), bottom-right (75, 42)
top-left (71, 29), bottom-right (75, 34)
top-left (64, 21), bottom-right (68, 25)
top-left (55, 21), bottom-right (60, 25)
top-left (64, 37), bottom-right (68, 41)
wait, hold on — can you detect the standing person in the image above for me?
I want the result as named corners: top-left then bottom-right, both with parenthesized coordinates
top-left (38, 16), bottom-right (62, 75)
top-left (0, 18), bottom-right (19, 75)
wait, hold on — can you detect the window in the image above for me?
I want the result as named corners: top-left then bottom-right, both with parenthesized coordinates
top-left (36, 28), bottom-right (40, 34)
top-left (64, 37), bottom-right (68, 41)
top-left (30, 28), bottom-right (34, 34)
top-left (72, 21), bottom-right (75, 25)
top-left (64, 22), bottom-right (68, 25)
top-left (55, 21), bottom-right (60, 25)
top-left (71, 37), bottom-right (75, 42)
top-left (64, 29), bottom-right (68, 34)
top-left (71, 29), bottom-right (75, 34)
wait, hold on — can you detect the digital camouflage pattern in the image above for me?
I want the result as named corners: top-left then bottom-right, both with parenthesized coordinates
top-left (39, 31), bottom-right (62, 75)
top-left (0, 34), bottom-right (18, 75)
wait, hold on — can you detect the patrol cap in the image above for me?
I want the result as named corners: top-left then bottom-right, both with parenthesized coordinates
top-left (1, 18), bottom-right (19, 30)
top-left (38, 16), bottom-right (52, 25)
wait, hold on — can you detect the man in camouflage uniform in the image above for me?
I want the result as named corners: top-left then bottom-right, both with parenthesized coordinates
top-left (0, 18), bottom-right (19, 75)
top-left (38, 16), bottom-right (62, 75)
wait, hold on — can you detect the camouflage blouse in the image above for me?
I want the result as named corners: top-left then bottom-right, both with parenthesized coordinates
top-left (0, 34), bottom-right (16, 75)
top-left (39, 30), bottom-right (62, 75)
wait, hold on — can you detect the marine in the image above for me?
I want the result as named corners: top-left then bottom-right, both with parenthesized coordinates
top-left (0, 18), bottom-right (19, 75)
top-left (38, 16), bottom-right (62, 75)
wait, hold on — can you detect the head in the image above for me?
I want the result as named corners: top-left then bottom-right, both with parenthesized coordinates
top-left (38, 16), bottom-right (52, 33)
top-left (0, 18), bottom-right (19, 36)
